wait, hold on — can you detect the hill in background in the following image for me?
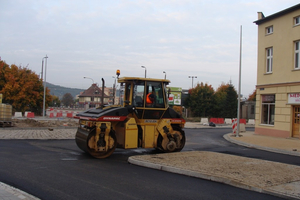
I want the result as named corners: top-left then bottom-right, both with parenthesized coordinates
top-left (46, 82), bottom-right (84, 99)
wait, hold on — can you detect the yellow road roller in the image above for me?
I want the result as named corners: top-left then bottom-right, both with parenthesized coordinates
top-left (75, 76), bottom-right (185, 158)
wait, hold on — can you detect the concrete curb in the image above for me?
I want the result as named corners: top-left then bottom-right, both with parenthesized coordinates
top-left (223, 133), bottom-right (300, 157)
top-left (0, 182), bottom-right (40, 200)
top-left (128, 157), bottom-right (299, 200)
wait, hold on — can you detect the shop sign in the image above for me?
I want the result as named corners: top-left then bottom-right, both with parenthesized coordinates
top-left (168, 87), bottom-right (182, 105)
top-left (288, 93), bottom-right (300, 104)
top-left (262, 95), bottom-right (275, 102)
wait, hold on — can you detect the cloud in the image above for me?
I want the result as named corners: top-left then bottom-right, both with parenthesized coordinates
top-left (0, 0), bottom-right (299, 97)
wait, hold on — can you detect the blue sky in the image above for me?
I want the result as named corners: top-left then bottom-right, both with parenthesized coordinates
top-left (1, 0), bottom-right (299, 97)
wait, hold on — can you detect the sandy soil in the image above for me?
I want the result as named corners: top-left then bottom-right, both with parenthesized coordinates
top-left (131, 151), bottom-right (300, 189)
top-left (12, 118), bottom-right (78, 128)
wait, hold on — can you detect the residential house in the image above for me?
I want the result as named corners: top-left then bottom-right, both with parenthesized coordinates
top-left (78, 84), bottom-right (110, 108)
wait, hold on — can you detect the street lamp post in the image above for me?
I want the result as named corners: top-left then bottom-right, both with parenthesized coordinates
top-left (163, 71), bottom-right (166, 79)
top-left (141, 66), bottom-right (147, 78)
top-left (41, 59), bottom-right (44, 80)
top-left (42, 55), bottom-right (48, 117)
top-left (188, 76), bottom-right (197, 88)
top-left (236, 25), bottom-right (243, 137)
top-left (84, 77), bottom-right (95, 107)
top-left (112, 76), bottom-right (117, 105)
top-left (83, 77), bottom-right (94, 84)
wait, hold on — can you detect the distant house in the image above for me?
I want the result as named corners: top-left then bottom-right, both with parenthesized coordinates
top-left (254, 4), bottom-right (300, 138)
top-left (78, 84), bottom-right (110, 108)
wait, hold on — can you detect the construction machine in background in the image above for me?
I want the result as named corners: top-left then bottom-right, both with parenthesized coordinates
top-left (75, 73), bottom-right (186, 158)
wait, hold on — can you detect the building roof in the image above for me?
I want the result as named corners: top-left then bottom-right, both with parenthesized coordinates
top-left (254, 3), bottom-right (300, 25)
top-left (78, 84), bottom-right (110, 98)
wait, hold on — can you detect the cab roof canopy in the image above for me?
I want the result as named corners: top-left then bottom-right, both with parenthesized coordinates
top-left (118, 77), bottom-right (170, 84)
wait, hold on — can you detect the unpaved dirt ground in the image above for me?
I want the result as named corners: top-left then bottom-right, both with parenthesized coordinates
top-left (12, 118), bottom-right (78, 128)
top-left (130, 151), bottom-right (300, 197)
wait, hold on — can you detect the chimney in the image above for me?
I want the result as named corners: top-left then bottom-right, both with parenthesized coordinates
top-left (257, 12), bottom-right (265, 20)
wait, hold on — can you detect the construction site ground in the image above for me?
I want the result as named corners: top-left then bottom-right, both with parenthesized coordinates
top-left (10, 117), bottom-right (78, 128)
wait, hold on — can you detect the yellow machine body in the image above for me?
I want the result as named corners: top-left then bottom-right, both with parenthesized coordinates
top-left (75, 77), bottom-right (186, 158)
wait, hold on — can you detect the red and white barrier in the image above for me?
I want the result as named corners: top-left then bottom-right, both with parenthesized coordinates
top-left (67, 112), bottom-right (73, 118)
top-left (14, 112), bottom-right (23, 118)
top-left (47, 110), bottom-right (79, 118)
top-left (232, 118), bottom-right (246, 134)
top-left (27, 112), bottom-right (35, 118)
top-left (232, 118), bottom-right (237, 135)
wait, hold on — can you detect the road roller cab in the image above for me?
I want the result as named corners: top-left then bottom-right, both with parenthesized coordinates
top-left (75, 76), bottom-right (186, 158)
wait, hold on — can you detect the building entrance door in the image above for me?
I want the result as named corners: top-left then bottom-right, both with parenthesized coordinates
top-left (292, 106), bottom-right (300, 138)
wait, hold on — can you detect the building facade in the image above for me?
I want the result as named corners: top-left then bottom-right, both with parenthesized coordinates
top-left (78, 84), bottom-right (110, 108)
top-left (254, 4), bottom-right (300, 138)
top-left (241, 101), bottom-right (255, 120)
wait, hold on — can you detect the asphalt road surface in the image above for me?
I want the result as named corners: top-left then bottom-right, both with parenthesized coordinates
top-left (0, 127), bottom-right (294, 200)
top-left (184, 127), bottom-right (300, 166)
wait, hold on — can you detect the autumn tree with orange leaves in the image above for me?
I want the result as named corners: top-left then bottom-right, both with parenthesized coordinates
top-left (212, 83), bottom-right (228, 117)
top-left (0, 60), bottom-right (51, 115)
top-left (213, 83), bottom-right (238, 118)
top-left (248, 90), bottom-right (256, 101)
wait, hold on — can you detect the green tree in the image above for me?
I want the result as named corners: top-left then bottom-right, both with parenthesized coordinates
top-left (184, 82), bottom-right (215, 117)
top-left (61, 93), bottom-right (74, 107)
top-left (49, 95), bottom-right (61, 107)
top-left (0, 60), bottom-right (51, 114)
top-left (223, 84), bottom-right (238, 118)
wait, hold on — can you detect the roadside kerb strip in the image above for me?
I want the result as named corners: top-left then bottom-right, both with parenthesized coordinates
top-left (223, 133), bottom-right (300, 157)
top-left (128, 157), bottom-right (268, 197)
top-left (0, 182), bottom-right (40, 200)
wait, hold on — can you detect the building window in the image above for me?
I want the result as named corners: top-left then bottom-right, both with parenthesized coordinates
top-left (294, 16), bottom-right (300, 26)
top-left (261, 95), bottom-right (275, 125)
top-left (266, 47), bottom-right (273, 73)
top-left (265, 26), bottom-right (273, 35)
top-left (295, 41), bottom-right (300, 69)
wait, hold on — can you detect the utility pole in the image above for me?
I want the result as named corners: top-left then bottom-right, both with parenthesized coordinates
top-left (42, 55), bottom-right (48, 117)
top-left (237, 25), bottom-right (242, 137)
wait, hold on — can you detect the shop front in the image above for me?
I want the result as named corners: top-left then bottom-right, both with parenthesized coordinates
top-left (255, 87), bottom-right (300, 139)
top-left (289, 93), bottom-right (300, 138)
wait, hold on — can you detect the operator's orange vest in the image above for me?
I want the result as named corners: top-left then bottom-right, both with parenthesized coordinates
top-left (146, 93), bottom-right (153, 104)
